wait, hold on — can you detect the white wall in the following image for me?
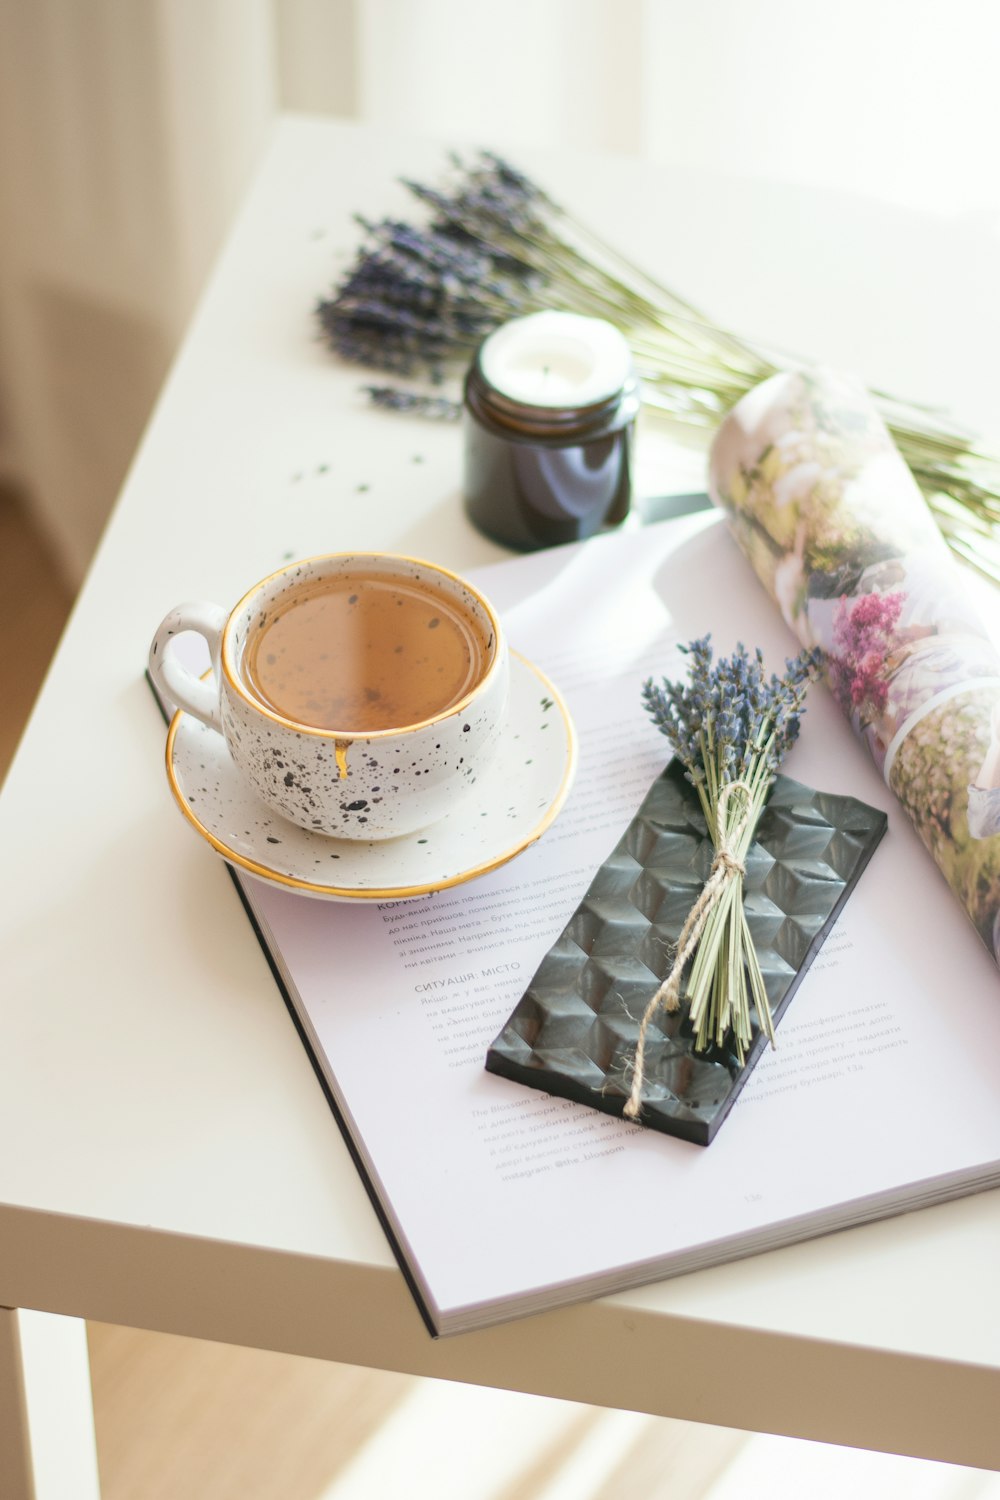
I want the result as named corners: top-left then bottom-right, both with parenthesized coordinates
top-left (352, 0), bottom-right (1000, 219)
top-left (639, 0), bottom-right (1000, 219)
top-left (355, 0), bottom-right (645, 155)
top-left (1, 0), bottom-right (997, 585)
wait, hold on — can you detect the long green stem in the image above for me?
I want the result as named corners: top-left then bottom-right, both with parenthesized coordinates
top-left (678, 742), bottom-right (778, 1062)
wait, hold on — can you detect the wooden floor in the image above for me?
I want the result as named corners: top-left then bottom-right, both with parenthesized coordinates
top-left (5, 485), bottom-right (1000, 1498)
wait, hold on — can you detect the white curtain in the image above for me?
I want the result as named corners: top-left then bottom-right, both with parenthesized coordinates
top-left (1, 0), bottom-right (997, 584)
top-left (0, 0), bottom-right (277, 581)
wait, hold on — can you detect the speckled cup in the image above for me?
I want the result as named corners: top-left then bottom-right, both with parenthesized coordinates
top-left (149, 553), bottom-right (510, 840)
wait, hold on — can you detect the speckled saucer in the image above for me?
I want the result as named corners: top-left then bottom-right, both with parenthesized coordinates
top-left (165, 652), bottom-right (576, 900)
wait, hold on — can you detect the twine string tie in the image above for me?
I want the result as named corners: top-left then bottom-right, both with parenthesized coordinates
top-left (623, 778), bottom-right (751, 1121)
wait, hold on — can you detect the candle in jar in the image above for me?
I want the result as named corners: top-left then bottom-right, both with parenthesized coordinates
top-left (463, 311), bottom-right (639, 552)
top-left (478, 310), bottom-right (632, 408)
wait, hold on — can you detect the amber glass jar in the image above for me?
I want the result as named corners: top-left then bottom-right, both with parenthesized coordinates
top-left (462, 312), bottom-right (639, 551)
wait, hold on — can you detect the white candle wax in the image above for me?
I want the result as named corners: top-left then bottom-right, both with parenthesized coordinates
top-left (479, 311), bottom-right (632, 409)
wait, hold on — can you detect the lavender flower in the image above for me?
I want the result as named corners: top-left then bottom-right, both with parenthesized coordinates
top-left (364, 387), bottom-right (461, 421)
top-left (643, 639), bottom-right (818, 801)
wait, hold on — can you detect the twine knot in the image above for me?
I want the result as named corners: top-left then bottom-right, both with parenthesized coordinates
top-left (710, 846), bottom-right (745, 879)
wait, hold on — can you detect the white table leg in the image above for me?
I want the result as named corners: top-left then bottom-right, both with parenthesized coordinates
top-left (0, 1308), bottom-right (101, 1500)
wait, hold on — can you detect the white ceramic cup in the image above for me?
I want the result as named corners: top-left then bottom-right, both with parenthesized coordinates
top-left (149, 552), bottom-right (510, 840)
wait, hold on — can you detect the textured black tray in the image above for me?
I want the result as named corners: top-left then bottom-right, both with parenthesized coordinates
top-left (486, 761), bottom-right (887, 1145)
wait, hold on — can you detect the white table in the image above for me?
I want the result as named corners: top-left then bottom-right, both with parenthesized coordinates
top-left (2, 117), bottom-right (999, 1497)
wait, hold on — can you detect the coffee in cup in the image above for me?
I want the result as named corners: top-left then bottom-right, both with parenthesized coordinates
top-left (149, 553), bottom-right (509, 840)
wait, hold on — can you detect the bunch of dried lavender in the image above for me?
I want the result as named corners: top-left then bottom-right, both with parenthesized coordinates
top-left (317, 151), bottom-right (769, 425)
top-left (316, 151), bottom-right (1000, 582)
top-left (624, 639), bottom-right (820, 1119)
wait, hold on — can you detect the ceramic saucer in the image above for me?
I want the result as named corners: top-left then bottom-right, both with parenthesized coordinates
top-left (165, 651), bottom-right (577, 900)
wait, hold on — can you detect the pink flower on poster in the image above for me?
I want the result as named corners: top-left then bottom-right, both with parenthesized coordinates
top-left (829, 589), bottom-right (905, 724)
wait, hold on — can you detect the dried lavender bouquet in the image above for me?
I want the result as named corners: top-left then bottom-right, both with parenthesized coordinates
top-left (316, 151), bottom-right (1000, 584)
top-left (624, 638), bottom-right (820, 1118)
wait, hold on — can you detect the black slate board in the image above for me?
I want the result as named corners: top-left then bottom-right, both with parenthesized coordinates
top-left (486, 760), bottom-right (887, 1145)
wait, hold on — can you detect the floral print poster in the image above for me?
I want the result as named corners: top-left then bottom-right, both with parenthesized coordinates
top-left (710, 370), bottom-right (1000, 961)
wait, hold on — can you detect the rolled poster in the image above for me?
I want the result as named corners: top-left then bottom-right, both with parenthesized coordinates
top-left (709, 369), bottom-right (1000, 962)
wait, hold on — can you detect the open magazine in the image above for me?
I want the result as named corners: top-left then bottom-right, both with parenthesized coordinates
top-left (151, 511), bottom-right (1000, 1336)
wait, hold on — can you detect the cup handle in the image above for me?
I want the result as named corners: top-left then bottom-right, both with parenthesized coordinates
top-left (149, 602), bottom-right (228, 733)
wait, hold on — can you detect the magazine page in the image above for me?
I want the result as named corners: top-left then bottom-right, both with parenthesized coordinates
top-left (233, 515), bottom-right (1000, 1332)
